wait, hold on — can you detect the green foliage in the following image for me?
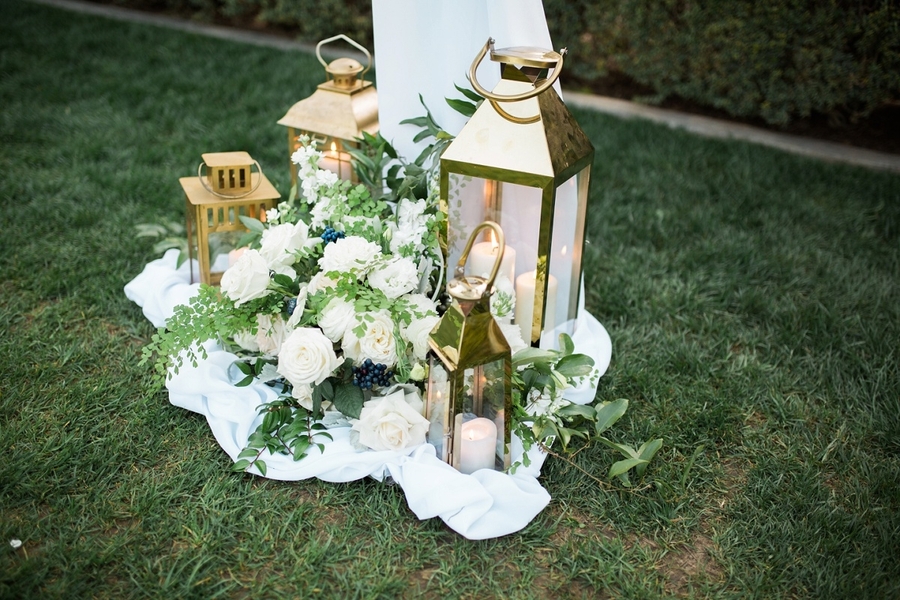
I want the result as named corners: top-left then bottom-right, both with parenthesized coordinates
top-left (545, 0), bottom-right (900, 125)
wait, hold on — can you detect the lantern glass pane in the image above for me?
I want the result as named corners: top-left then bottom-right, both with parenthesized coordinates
top-left (451, 359), bottom-right (507, 473)
top-left (425, 360), bottom-right (451, 463)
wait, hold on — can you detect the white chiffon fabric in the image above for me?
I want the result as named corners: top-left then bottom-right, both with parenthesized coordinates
top-left (126, 250), bottom-right (610, 538)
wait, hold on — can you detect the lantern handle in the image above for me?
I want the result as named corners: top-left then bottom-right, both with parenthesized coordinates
top-left (197, 159), bottom-right (264, 199)
top-left (467, 38), bottom-right (567, 125)
top-left (316, 34), bottom-right (372, 79)
top-left (456, 221), bottom-right (505, 294)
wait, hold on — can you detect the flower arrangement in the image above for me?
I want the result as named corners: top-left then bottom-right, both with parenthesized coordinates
top-left (142, 101), bottom-right (661, 484)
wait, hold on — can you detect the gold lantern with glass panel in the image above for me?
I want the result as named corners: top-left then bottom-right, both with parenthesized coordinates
top-left (277, 34), bottom-right (378, 184)
top-left (182, 151), bottom-right (280, 285)
top-left (440, 38), bottom-right (594, 349)
top-left (426, 222), bottom-right (512, 474)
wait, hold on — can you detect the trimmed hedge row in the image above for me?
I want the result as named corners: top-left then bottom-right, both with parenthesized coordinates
top-left (108, 0), bottom-right (899, 125)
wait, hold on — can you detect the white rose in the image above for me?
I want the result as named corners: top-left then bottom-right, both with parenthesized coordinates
top-left (220, 249), bottom-right (271, 306)
top-left (290, 382), bottom-right (331, 412)
top-left (259, 221), bottom-right (311, 269)
top-left (402, 314), bottom-right (440, 361)
top-left (318, 236), bottom-right (382, 279)
top-left (317, 297), bottom-right (357, 342)
top-left (233, 328), bottom-right (260, 352)
top-left (368, 256), bottom-right (419, 299)
top-left (277, 327), bottom-right (342, 387)
top-left (307, 272), bottom-right (337, 295)
top-left (255, 313), bottom-right (289, 357)
top-left (350, 389), bottom-right (429, 452)
top-left (342, 311), bottom-right (397, 367)
top-left (498, 321), bottom-right (528, 354)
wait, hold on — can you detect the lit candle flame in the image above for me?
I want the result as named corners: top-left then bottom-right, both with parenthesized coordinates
top-left (561, 245), bottom-right (568, 256)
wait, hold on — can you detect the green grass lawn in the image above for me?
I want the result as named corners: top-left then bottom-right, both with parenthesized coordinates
top-left (2, 1), bottom-right (899, 598)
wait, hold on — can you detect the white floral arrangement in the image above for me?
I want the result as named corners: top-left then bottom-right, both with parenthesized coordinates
top-left (143, 123), bottom-right (659, 483)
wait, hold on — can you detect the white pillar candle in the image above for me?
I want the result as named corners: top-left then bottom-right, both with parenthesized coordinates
top-left (515, 270), bottom-right (557, 344)
top-left (469, 241), bottom-right (516, 284)
top-left (458, 417), bottom-right (497, 474)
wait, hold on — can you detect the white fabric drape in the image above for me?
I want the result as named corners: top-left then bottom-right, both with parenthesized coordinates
top-left (126, 250), bottom-right (610, 538)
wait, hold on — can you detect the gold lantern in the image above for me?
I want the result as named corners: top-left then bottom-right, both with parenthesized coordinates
top-left (426, 221), bottom-right (512, 474)
top-left (440, 38), bottom-right (594, 348)
top-left (277, 34), bottom-right (379, 184)
top-left (182, 151), bottom-right (280, 285)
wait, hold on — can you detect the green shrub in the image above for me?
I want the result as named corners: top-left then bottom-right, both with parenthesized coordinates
top-left (107, 0), bottom-right (899, 126)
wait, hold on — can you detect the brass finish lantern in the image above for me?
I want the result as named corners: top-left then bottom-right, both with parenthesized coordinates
top-left (440, 38), bottom-right (594, 348)
top-left (426, 221), bottom-right (513, 474)
top-left (277, 34), bottom-right (379, 184)
top-left (182, 151), bottom-right (280, 285)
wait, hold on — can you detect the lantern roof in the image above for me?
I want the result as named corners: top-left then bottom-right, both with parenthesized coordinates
top-left (440, 77), bottom-right (594, 186)
top-left (179, 173), bottom-right (280, 206)
top-left (277, 82), bottom-right (378, 142)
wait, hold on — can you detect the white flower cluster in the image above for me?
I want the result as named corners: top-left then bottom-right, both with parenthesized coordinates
top-left (386, 198), bottom-right (430, 257)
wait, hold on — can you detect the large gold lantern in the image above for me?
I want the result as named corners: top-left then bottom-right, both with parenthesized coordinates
top-left (277, 34), bottom-right (379, 184)
top-left (440, 38), bottom-right (594, 348)
top-left (182, 151), bottom-right (280, 285)
top-left (427, 222), bottom-right (512, 474)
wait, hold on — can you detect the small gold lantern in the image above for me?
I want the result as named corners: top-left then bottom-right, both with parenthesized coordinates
top-left (427, 222), bottom-right (513, 474)
top-left (182, 151), bottom-right (280, 285)
top-left (277, 34), bottom-right (379, 184)
top-left (440, 38), bottom-right (594, 349)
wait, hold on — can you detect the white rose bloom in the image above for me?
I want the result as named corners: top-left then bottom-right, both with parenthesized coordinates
top-left (350, 389), bottom-right (429, 452)
top-left (342, 311), bottom-right (397, 367)
top-left (318, 236), bottom-right (382, 278)
top-left (498, 321), bottom-right (528, 354)
top-left (402, 314), bottom-right (440, 360)
top-left (255, 313), bottom-right (289, 357)
top-left (259, 221), bottom-right (311, 269)
top-left (404, 293), bottom-right (438, 319)
top-left (220, 249), bottom-right (271, 306)
top-left (368, 256), bottom-right (419, 299)
top-left (233, 328), bottom-right (260, 353)
top-left (277, 327), bottom-right (342, 387)
top-left (317, 297), bottom-right (357, 342)
top-left (307, 272), bottom-right (338, 295)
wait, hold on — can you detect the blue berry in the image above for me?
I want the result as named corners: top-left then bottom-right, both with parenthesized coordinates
top-left (351, 359), bottom-right (393, 389)
top-left (321, 227), bottom-right (346, 244)
top-left (285, 297), bottom-right (298, 315)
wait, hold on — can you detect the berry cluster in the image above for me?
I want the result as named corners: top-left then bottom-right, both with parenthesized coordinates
top-left (321, 227), bottom-right (346, 244)
top-left (352, 359), bottom-right (393, 390)
top-left (285, 297), bottom-right (298, 316)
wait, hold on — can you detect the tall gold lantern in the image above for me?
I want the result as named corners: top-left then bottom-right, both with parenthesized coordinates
top-left (277, 34), bottom-right (379, 184)
top-left (182, 151), bottom-right (280, 285)
top-left (440, 38), bottom-right (594, 349)
top-left (427, 222), bottom-right (512, 474)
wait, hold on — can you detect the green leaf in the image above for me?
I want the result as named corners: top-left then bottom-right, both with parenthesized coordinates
top-left (558, 333), bottom-right (575, 356)
top-left (595, 398), bottom-right (629, 435)
top-left (680, 444), bottom-right (705, 488)
top-left (238, 216), bottom-right (265, 233)
top-left (635, 438), bottom-right (663, 476)
top-left (557, 404), bottom-right (595, 419)
top-left (598, 436), bottom-right (640, 460)
top-left (554, 354), bottom-right (595, 378)
top-left (237, 448), bottom-right (258, 460)
top-left (454, 83), bottom-right (484, 103)
top-left (609, 457), bottom-right (647, 479)
top-left (234, 375), bottom-right (254, 388)
top-left (272, 273), bottom-right (294, 288)
top-left (333, 382), bottom-right (365, 419)
top-left (446, 98), bottom-right (477, 117)
top-left (256, 461), bottom-right (267, 477)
